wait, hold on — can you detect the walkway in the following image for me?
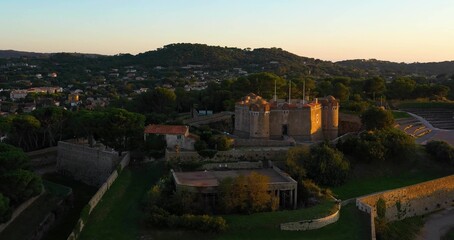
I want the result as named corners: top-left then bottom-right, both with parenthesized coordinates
top-left (404, 112), bottom-right (454, 146)
top-left (416, 208), bottom-right (454, 240)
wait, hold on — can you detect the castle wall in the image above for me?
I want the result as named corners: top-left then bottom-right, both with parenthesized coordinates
top-left (310, 106), bottom-right (324, 141)
top-left (322, 103), bottom-right (339, 140)
top-left (249, 111), bottom-right (270, 138)
top-left (269, 110), bottom-right (284, 139)
top-left (287, 108), bottom-right (311, 140)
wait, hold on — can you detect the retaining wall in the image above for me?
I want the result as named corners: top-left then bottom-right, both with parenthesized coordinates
top-left (280, 204), bottom-right (341, 231)
top-left (356, 175), bottom-right (454, 240)
top-left (165, 148), bottom-right (288, 162)
top-left (234, 138), bottom-right (293, 147)
top-left (67, 152), bottom-right (130, 240)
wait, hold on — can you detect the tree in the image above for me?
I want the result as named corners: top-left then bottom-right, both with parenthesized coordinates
top-left (0, 193), bottom-right (11, 223)
top-left (0, 169), bottom-right (42, 205)
top-left (364, 77), bottom-right (386, 98)
top-left (7, 114), bottom-right (41, 151)
top-left (304, 143), bottom-right (349, 186)
top-left (425, 140), bottom-right (454, 165)
top-left (317, 81), bottom-right (333, 97)
top-left (97, 108), bottom-right (145, 155)
top-left (218, 172), bottom-right (277, 214)
top-left (134, 87), bottom-right (176, 114)
top-left (32, 107), bottom-right (69, 147)
top-left (388, 77), bottom-right (416, 99)
top-left (361, 107), bottom-right (394, 130)
top-left (0, 144), bottom-right (30, 174)
top-left (333, 82), bottom-right (350, 102)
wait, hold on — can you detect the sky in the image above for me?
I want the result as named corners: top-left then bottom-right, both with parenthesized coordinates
top-left (1, 0), bottom-right (454, 62)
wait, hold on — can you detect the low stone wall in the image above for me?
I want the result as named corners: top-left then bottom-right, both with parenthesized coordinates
top-left (165, 148), bottom-right (288, 162)
top-left (56, 141), bottom-right (121, 187)
top-left (202, 161), bottom-right (263, 170)
top-left (356, 175), bottom-right (454, 240)
top-left (234, 138), bottom-right (293, 147)
top-left (280, 204), bottom-right (341, 231)
top-left (67, 153), bottom-right (130, 240)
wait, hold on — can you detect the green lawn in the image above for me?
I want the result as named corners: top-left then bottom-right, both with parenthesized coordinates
top-left (391, 111), bottom-right (411, 119)
top-left (78, 162), bottom-right (166, 240)
top-left (332, 151), bottom-right (453, 200)
top-left (42, 173), bottom-right (97, 240)
top-left (379, 215), bottom-right (425, 240)
top-left (443, 227), bottom-right (454, 240)
top-left (146, 203), bottom-right (370, 240)
top-left (397, 101), bottom-right (454, 109)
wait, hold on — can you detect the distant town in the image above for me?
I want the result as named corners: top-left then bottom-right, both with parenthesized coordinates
top-left (0, 44), bottom-right (453, 240)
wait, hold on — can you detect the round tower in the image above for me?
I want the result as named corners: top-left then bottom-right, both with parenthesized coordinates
top-left (321, 96), bottom-right (339, 140)
top-left (249, 102), bottom-right (270, 138)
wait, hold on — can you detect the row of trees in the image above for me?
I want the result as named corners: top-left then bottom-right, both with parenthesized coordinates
top-left (0, 107), bottom-right (145, 154)
top-left (0, 144), bottom-right (42, 223)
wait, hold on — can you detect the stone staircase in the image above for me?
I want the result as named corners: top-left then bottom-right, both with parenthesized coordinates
top-left (401, 108), bottom-right (454, 130)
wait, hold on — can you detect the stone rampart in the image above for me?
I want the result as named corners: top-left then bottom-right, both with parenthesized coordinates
top-left (357, 175), bottom-right (454, 221)
top-left (56, 141), bottom-right (120, 187)
top-left (356, 175), bottom-right (454, 240)
top-left (67, 153), bottom-right (130, 240)
top-left (280, 204), bottom-right (340, 231)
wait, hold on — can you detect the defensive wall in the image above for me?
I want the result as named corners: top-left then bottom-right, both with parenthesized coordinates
top-left (67, 152), bottom-right (130, 240)
top-left (356, 175), bottom-right (454, 240)
top-left (56, 141), bottom-right (121, 187)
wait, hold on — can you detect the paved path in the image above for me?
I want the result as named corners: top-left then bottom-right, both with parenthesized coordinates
top-left (416, 208), bottom-right (454, 240)
top-left (405, 112), bottom-right (454, 146)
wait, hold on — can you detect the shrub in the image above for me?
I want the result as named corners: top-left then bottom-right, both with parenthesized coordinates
top-left (0, 193), bottom-right (11, 223)
top-left (425, 140), bottom-right (454, 164)
top-left (198, 149), bottom-right (218, 158)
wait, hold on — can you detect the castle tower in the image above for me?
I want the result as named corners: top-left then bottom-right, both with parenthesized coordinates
top-left (249, 100), bottom-right (270, 138)
top-left (320, 96), bottom-right (339, 140)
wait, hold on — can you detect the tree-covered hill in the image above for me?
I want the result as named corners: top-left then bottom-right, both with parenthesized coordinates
top-left (337, 59), bottom-right (454, 78)
top-left (2, 44), bottom-right (454, 78)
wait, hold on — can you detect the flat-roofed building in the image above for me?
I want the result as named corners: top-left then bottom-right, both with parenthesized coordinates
top-left (172, 166), bottom-right (297, 209)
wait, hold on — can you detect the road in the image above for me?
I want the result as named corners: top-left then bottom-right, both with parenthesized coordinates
top-left (416, 208), bottom-right (454, 240)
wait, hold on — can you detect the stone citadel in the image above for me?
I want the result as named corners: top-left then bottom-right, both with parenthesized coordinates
top-left (234, 93), bottom-right (339, 141)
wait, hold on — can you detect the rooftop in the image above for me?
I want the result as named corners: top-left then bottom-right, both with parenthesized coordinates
top-left (173, 168), bottom-right (295, 188)
top-left (144, 124), bottom-right (188, 135)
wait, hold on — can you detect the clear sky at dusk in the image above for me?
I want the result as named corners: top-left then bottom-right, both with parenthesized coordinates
top-left (1, 0), bottom-right (453, 62)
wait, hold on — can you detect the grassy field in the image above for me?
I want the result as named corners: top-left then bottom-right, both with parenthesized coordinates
top-left (42, 173), bottom-right (97, 240)
top-left (0, 181), bottom-right (71, 240)
top-left (332, 149), bottom-right (453, 200)
top-left (78, 162), bottom-right (166, 240)
top-left (391, 111), bottom-right (411, 119)
top-left (381, 215), bottom-right (425, 240)
top-left (443, 227), bottom-right (454, 240)
top-left (145, 203), bottom-right (370, 240)
top-left (397, 101), bottom-right (454, 109)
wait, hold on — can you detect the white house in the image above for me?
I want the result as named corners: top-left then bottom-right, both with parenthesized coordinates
top-left (144, 124), bottom-right (197, 151)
